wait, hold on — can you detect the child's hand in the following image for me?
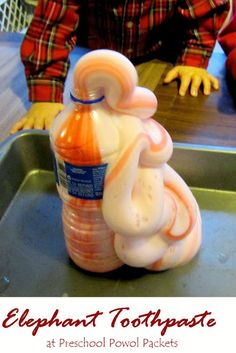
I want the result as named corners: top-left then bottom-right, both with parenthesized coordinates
top-left (10, 102), bottom-right (64, 134)
top-left (163, 66), bottom-right (219, 97)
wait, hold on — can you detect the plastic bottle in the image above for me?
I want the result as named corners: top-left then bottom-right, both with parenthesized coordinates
top-left (50, 49), bottom-right (201, 273)
top-left (50, 89), bottom-right (124, 272)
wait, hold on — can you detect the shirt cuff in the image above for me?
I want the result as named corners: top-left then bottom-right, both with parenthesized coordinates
top-left (27, 78), bottom-right (64, 103)
top-left (177, 49), bottom-right (211, 69)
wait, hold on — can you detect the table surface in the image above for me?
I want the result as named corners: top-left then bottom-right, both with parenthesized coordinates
top-left (0, 32), bottom-right (236, 146)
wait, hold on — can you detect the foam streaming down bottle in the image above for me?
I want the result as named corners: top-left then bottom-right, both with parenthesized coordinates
top-left (50, 49), bottom-right (202, 273)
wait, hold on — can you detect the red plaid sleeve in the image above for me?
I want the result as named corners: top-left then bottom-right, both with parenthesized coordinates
top-left (21, 0), bottom-right (80, 103)
top-left (218, 2), bottom-right (236, 79)
top-left (177, 0), bottom-right (231, 68)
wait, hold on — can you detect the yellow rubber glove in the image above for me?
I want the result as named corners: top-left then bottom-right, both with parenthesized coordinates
top-left (10, 102), bottom-right (64, 134)
top-left (163, 66), bottom-right (219, 97)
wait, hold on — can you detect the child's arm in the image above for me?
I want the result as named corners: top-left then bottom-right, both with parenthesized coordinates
top-left (164, 0), bottom-right (230, 96)
top-left (11, 0), bottom-right (80, 133)
top-left (218, 3), bottom-right (236, 80)
top-left (21, 0), bottom-right (80, 104)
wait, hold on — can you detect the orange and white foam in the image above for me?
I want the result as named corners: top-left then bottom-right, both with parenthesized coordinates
top-left (50, 49), bottom-right (201, 273)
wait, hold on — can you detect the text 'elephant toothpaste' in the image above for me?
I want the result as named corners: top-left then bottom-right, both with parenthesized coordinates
top-left (50, 49), bottom-right (202, 273)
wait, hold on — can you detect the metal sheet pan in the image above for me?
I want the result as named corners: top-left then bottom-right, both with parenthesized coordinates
top-left (0, 131), bottom-right (235, 297)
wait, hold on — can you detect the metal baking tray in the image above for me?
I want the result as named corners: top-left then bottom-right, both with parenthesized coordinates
top-left (0, 130), bottom-right (236, 297)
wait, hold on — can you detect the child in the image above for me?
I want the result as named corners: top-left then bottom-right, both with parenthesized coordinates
top-left (11, 0), bottom-right (230, 132)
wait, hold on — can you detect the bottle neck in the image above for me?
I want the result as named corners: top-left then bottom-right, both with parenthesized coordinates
top-left (70, 89), bottom-right (105, 105)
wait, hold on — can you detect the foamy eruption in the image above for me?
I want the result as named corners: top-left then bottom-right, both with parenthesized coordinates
top-left (50, 49), bottom-right (202, 273)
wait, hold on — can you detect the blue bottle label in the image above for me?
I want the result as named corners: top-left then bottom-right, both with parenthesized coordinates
top-left (53, 157), bottom-right (108, 200)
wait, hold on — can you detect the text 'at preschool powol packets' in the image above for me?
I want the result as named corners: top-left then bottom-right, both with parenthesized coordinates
top-left (0, 297), bottom-right (235, 353)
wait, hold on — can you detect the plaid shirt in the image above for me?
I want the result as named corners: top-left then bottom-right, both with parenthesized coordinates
top-left (21, 0), bottom-right (230, 103)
